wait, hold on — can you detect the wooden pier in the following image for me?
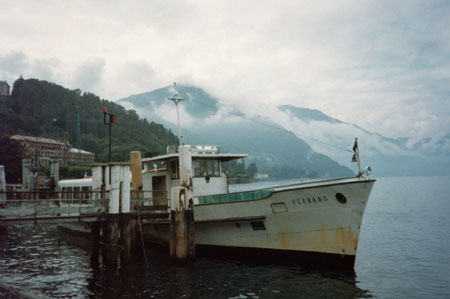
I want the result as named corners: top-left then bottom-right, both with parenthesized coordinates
top-left (0, 150), bottom-right (197, 269)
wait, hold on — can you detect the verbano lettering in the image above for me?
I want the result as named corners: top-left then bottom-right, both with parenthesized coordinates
top-left (292, 195), bottom-right (328, 205)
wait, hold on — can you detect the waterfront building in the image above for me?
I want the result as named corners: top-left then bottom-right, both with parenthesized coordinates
top-left (10, 135), bottom-right (69, 166)
top-left (67, 148), bottom-right (95, 165)
top-left (10, 135), bottom-right (96, 166)
top-left (0, 81), bottom-right (10, 96)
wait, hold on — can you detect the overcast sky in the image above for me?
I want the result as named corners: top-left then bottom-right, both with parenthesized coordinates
top-left (1, 0), bottom-right (449, 142)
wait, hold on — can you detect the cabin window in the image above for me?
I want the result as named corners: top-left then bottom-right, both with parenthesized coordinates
top-left (170, 160), bottom-right (179, 179)
top-left (82, 186), bottom-right (90, 200)
top-left (193, 159), bottom-right (220, 177)
top-left (67, 187), bottom-right (73, 200)
top-left (74, 187), bottom-right (80, 200)
top-left (62, 187), bottom-right (67, 199)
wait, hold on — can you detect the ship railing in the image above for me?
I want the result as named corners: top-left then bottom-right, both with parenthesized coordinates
top-left (130, 189), bottom-right (168, 214)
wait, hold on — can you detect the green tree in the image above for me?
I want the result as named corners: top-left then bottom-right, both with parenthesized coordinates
top-left (0, 135), bottom-right (23, 183)
top-left (246, 162), bottom-right (258, 179)
top-left (2, 77), bottom-right (179, 165)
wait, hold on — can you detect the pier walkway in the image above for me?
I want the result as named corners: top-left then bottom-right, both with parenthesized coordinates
top-left (0, 191), bottom-right (168, 225)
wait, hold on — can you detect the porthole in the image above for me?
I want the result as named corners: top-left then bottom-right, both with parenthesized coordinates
top-left (335, 193), bottom-right (347, 204)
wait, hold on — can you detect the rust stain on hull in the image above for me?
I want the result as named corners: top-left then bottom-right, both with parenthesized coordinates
top-left (336, 227), bottom-right (359, 254)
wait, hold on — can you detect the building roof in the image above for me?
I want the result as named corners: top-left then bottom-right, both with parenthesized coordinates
top-left (69, 148), bottom-right (94, 155)
top-left (10, 135), bottom-right (66, 146)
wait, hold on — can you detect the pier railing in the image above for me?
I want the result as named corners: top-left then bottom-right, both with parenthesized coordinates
top-left (0, 189), bottom-right (169, 224)
top-left (0, 191), bottom-right (107, 224)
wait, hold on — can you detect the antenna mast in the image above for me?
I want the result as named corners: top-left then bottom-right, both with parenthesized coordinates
top-left (167, 82), bottom-right (185, 146)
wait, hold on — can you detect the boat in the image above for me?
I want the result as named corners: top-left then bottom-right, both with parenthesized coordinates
top-left (139, 143), bottom-right (375, 268)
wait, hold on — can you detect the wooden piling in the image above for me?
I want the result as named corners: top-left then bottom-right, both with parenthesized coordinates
top-left (130, 152), bottom-right (142, 191)
top-left (186, 208), bottom-right (195, 260)
top-left (105, 214), bottom-right (119, 269)
top-left (130, 151), bottom-right (142, 252)
top-left (170, 210), bottom-right (176, 259)
top-left (119, 213), bottom-right (131, 268)
top-left (129, 219), bottom-right (137, 251)
top-left (101, 221), bottom-right (108, 265)
top-left (170, 146), bottom-right (196, 263)
top-left (90, 222), bottom-right (100, 267)
top-left (175, 210), bottom-right (188, 262)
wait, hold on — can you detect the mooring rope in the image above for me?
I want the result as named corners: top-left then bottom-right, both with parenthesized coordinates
top-left (135, 191), bottom-right (149, 270)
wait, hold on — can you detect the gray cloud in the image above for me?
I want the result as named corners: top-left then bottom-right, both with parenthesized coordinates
top-left (72, 58), bottom-right (105, 93)
top-left (0, 51), bottom-right (29, 81)
top-left (116, 61), bottom-right (157, 93)
top-left (0, 0), bottom-right (449, 147)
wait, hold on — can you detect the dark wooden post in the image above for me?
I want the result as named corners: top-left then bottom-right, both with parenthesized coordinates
top-left (101, 220), bottom-right (108, 265)
top-left (90, 222), bottom-right (100, 267)
top-left (119, 213), bottom-right (131, 268)
top-left (175, 209), bottom-right (188, 262)
top-left (186, 207), bottom-right (195, 260)
top-left (105, 214), bottom-right (119, 269)
top-left (130, 151), bottom-right (142, 251)
top-left (170, 210), bottom-right (176, 258)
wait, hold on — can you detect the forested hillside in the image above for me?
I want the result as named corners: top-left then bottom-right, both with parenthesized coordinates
top-left (0, 78), bottom-right (178, 162)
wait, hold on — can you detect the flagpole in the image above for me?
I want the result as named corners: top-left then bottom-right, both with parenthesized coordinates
top-left (354, 138), bottom-right (362, 177)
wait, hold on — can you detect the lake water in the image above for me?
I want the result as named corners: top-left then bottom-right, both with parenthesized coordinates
top-left (1, 176), bottom-right (449, 298)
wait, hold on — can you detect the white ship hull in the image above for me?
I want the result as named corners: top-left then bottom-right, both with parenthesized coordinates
top-left (144, 177), bottom-right (375, 267)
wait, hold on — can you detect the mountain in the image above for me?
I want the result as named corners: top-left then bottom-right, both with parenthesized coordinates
top-left (119, 85), bottom-right (355, 179)
top-left (119, 85), bottom-right (450, 178)
top-left (278, 105), bottom-right (449, 176)
top-left (279, 105), bottom-right (343, 124)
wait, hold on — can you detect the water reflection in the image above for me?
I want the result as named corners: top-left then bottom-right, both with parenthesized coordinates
top-left (1, 224), bottom-right (371, 298)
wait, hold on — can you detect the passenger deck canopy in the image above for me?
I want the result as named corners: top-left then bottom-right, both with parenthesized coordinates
top-left (142, 152), bottom-right (248, 163)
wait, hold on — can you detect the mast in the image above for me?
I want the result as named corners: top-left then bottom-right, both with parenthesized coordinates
top-left (167, 82), bottom-right (185, 146)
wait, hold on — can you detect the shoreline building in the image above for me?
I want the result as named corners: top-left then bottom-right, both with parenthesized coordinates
top-left (67, 148), bottom-right (95, 165)
top-left (0, 81), bottom-right (10, 96)
top-left (10, 135), bottom-right (69, 166)
top-left (9, 135), bottom-right (95, 166)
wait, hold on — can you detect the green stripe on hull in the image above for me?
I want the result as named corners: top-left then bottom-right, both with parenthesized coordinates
top-left (197, 189), bottom-right (274, 205)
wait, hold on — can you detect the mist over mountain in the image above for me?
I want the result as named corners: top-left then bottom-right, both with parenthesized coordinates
top-left (276, 106), bottom-right (449, 176)
top-left (118, 85), bottom-right (449, 177)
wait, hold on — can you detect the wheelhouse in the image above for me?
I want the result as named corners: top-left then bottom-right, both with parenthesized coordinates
top-left (141, 145), bottom-right (247, 203)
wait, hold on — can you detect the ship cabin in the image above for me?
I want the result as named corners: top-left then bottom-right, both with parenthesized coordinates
top-left (141, 145), bottom-right (247, 207)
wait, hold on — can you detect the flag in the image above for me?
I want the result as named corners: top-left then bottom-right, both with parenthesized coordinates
top-left (353, 139), bottom-right (358, 153)
top-left (351, 138), bottom-right (358, 162)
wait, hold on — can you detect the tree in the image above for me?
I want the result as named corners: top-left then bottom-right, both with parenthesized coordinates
top-left (0, 135), bottom-right (23, 183)
top-left (246, 162), bottom-right (258, 179)
top-left (2, 77), bottom-right (179, 165)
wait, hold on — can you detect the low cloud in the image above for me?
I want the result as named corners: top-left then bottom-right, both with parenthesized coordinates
top-left (72, 58), bottom-right (105, 93)
top-left (0, 51), bottom-right (29, 84)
